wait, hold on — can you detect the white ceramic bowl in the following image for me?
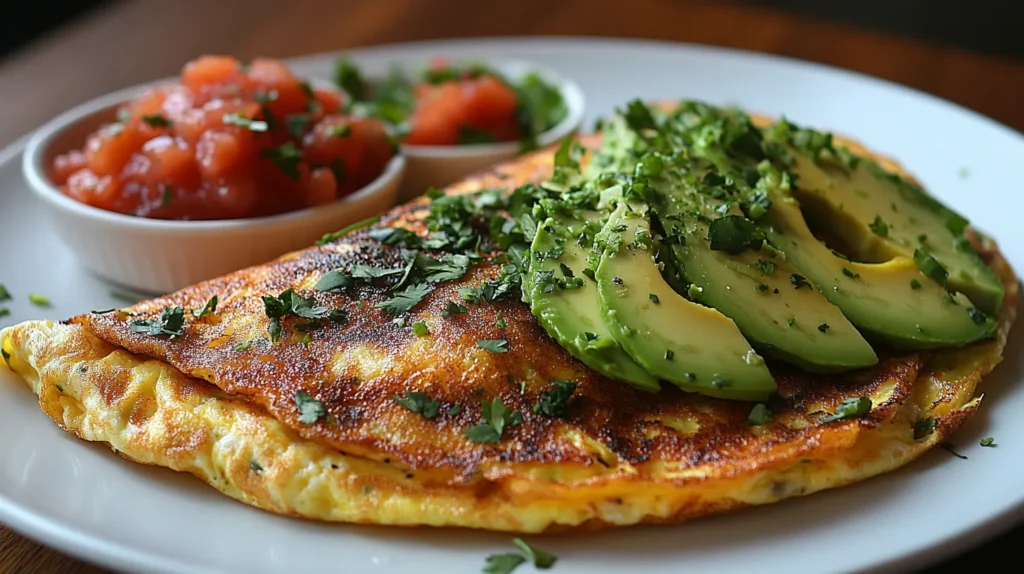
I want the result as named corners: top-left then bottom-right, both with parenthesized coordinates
top-left (22, 82), bottom-right (405, 295)
top-left (373, 59), bottom-right (586, 201)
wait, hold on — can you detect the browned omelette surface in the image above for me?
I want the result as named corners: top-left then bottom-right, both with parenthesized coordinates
top-left (1, 129), bottom-right (1018, 532)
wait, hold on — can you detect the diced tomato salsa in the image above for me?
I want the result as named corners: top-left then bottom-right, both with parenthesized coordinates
top-left (52, 55), bottom-right (396, 220)
top-left (335, 56), bottom-right (568, 149)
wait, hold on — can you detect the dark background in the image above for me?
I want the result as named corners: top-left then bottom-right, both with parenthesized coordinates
top-left (2, 0), bottom-right (1023, 63)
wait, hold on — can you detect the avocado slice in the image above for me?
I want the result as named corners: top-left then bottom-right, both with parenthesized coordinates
top-left (765, 190), bottom-right (996, 348)
top-left (525, 213), bottom-right (660, 392)
top-left (653, 188), bottom-right (878, 373)
top-left (781, 140), bottom-right (1003, 316)
top-left (595, 199), bottom-right (777, 401)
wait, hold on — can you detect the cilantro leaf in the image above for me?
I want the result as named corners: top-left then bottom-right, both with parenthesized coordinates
top-left (261, 141), bottom-right (302, 180)
top-left (980, 437), bottom-right (996, 447)
top-left (333, 58), bottom-right (367, 100)
top-left (349, 264), bottom-right (405, 280)
top-left (316, 216), bottom-right (381, 246)
top-left (755, 259), bottom-right (775, 275)
top-left (821, 396), bottom-right (872, 423)
top-left (0, 284), bottom-right (10, 301)
top-left (512, 538), bottom-right (557, 569)
top-left (223, 113), bottom-right (268, 132)
top-left (790, 274), bottom-right (812, 290)
top-left (412, 321), bottom-right (430, 336)
top-left (477, 339), bottom-right (508, 353)
top-left (707, 215), bottom-right (765, 255)
top-left (294, 390), bottom-right (326, 424)
top-left (868, 215), bottom-right (889, 237)
top-left (392, 391), bottom-right (440, 419)
top-left (28, 293), bottom-right (50, 306)
top-left (129, 306), bottom-right (186, 338)
top-left (483, 554), bottom-right (526, 574)
top-left (533, 380), bottom-right (577, 418)
top-left (376, 283), bottom-right (432, 317)
top-left (463, 397), bottom-right (522, 444)
top-left (442, 300), bottom-right (468, 317)
top-left (193, 295), bottom-right (218, 318)
top-left (315, 269), bottom-right (355, 293)
top-left (141, 113), bottom-right (172, 128)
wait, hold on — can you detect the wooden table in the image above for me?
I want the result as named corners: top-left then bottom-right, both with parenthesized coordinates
top-left (0, 0), bottom-right (1021, 571)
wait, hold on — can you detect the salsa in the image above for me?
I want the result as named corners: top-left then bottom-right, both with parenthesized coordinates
top-left (333, 57), bottom-right (568, 149)
top-left (52, 55), bottom-right (396, 220)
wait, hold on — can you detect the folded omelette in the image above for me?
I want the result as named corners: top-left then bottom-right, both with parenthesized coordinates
top-left (1, 101), bottom-right (1017, 533)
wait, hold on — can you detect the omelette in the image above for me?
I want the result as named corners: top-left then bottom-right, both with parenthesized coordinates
top-left (0, 101), bottom-right (1017, 533)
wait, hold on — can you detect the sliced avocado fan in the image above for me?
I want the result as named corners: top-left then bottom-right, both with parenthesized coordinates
top-left (595, 196), bottom-right (776, 401)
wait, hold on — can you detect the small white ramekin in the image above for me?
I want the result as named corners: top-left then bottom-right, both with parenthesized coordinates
top-left (22, 83), bottom-right (405, 295)
top-left (385, 59), bottom-right (586, 201)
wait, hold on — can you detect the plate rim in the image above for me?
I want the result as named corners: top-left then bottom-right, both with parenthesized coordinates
top-left (1, 35), bottom-right (1022, 574)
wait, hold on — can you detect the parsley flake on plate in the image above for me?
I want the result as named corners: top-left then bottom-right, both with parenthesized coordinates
top-left (512, 538), bottom-right (558, 569)
top-left (482, 554), bottom-right (525, 574)
top-left (980, 437), bottom-right (997, 447)
top-left (28, 293), bottom-right (50, 307)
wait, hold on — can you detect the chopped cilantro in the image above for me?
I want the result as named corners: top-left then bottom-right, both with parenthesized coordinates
top-left (392, 391), bottom-right (440, 419)
top-left (233, 341), bottom-right (253, 352)
top-left (913, 249), bottom-right (948, 285)
top-left (448, 403), bottom-right (462, 417)
top-left (333, 58), bottom-right (367, 99)
top-left (842, 267), bottom-right (860, 279)
top-left (314, 269), bottom-right (355, 293)
top-left (129, 306), bottom-right (186, 338)
top-left (482, 554), bottom-right (525, 574)
top-left (790, 274), bottom-right (811, 290)
top-left (27, 293), bottom-right (50, 306)
top-left (285, 113), bottom-right (313, 138)
top-left (821, 396), bottom-right (872, 423)
top-left (294, 390), bottom-right (327, 424)
top-left (477, 339), bottom-right (508, 353)
top-left (980, 437), bottom-right (996, 447)
top-left (222, 113), bottom-right (268, 132)
top-left (648, 293), bottom-right (660, 304)
top-left (707, 215), bottom-right (765, 254)
top-left (193, 295), bottom-right (218, 318)
top-left (787, 317), bottom-right (797, 327)
top-left (463, 397), bottom-right (522, 444)
top-left (664, 349), bottom-right (675, 361)
top-left (910, 278), bottom-right (922, 290)
top-left (755, 259), bottom-right (775, 275)
top-left (496, 311), bottom-right (507, 329)
top-left (161, 185), bottom-right (173, 207)
top-left (817, 323), bottom-right (830, 333)
top-left (0, 284), bottom-right (9, 301)
top-left (442, 301), bottom-right (468, 317)
top-left (412, 321), bottom-right (430, 336)
top-left (316, 216), bottom-right (381, 246)
top-left (968, 307), bottom-right (988, 325)
top-left (746, 403), bottom-right (772, 425)
top-left (512, 538), bottom-right (558, 569)
top-left (945, 213), bottom-right (969, 236)
top-left (0, 346), bottom-right (9, 366)
top-left (329, 124), bottom-right (352, 138)
top-left (141, 113), bottom-right (172, 128)
top-left (533, 381), bottom-right (577, 418)
top-left (913, 417), bottom-right (937, 439)
top-left (756, 283), bottom-right (770, 292)
top-left (868, 216), bottom-right (889, 237)
top-left (260, 141), bottom-right (302, 180)
top-left (249, 460), bottom-right (263, 472)
top-left (262, 289), bottom-right (330, 342)
top-left (376, 283), bottom-right (432, 317)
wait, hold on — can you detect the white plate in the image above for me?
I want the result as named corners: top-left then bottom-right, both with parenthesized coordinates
top-left (1, 37), bottom-right (1023, 574)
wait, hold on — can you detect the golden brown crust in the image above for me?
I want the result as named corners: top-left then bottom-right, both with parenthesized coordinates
top-left (0, 116), bottom-right (1017, 532)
